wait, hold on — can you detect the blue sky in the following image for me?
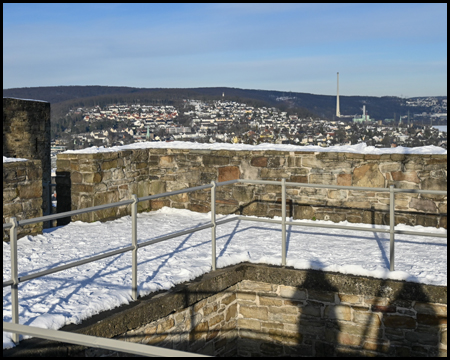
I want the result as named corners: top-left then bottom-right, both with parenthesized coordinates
top-left (3, 3), bottom-right (447, 97)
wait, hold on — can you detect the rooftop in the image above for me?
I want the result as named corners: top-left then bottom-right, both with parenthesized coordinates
top-left (3, 207), bottom-right (447, 349)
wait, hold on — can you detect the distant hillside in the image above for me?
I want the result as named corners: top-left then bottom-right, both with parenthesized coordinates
top-left (3, 85), bottom-right (434, 121)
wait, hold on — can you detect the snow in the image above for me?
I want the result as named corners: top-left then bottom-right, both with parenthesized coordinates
top-left (3, 207), bottom-right (447, 349)
top-left (62, 141), bottom-right (447, 155)
top-left (3, 97), bottom-right (49, 103)
top-left (3, 156), bottom-right (28, 163)
top-left (433, 125), bottom-right (447, 133)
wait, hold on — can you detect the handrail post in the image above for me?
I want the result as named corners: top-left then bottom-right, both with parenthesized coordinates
top-left (131, 194), bottom-right (138, 300)
top-left (389, 185), bottom-right (395, 271)
top-left (211, 181), bottom-right (217, 271)
top-left (281, 178), bottom-right (286, 267)
top-left (10, 217), bottom-right (19, 344)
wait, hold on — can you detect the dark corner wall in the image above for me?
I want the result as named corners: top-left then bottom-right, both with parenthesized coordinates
top-left (3, 98), bottom-right (51, 237)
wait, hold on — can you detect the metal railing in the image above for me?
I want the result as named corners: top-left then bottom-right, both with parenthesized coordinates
top-left (3, 322), bottom-right (208, 357)
top-left (3, 178), bottom-right (447, 352)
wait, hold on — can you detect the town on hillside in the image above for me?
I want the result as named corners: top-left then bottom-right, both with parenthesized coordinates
top-left (51, 97), bottom-right (447, 163)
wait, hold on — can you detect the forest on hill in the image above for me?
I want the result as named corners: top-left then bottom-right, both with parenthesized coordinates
top-left (3, 85), bottom-right (432, 122)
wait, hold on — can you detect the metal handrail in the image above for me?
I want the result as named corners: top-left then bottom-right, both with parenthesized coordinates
top-left (3, 177), bottom-right (447, 350)
top-left (3, 322), bottom-right (209, 357)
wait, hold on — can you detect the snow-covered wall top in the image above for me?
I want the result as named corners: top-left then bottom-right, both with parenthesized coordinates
top-left (63, 141), bottom-right (447, 155)
top-left (2, 96), bottom-right (49, 103)
top-left (3, 156), bottom-right (29, 163)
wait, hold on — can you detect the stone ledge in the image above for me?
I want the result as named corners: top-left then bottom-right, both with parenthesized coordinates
top-left (3, 263), bottom-right (446, 357)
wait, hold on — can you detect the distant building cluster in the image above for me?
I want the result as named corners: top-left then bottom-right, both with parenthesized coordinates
top-left (53, 97), bottom-right (447, 161)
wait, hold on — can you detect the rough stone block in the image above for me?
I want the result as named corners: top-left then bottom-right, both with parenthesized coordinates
top-left (238, 318), bottom-right (261, 331)
top-left (371, 305), bottom-right (396, 313)
top-left (280, 285), bottom-right (306, 300)
top-left (188, 203), bottom-right (210, 213)
top-left (391, 171), bottom-right (420, 183)
top-left (268, 157), bottom-right (285, 168)
top-left (309, 173), bottom-right (334, 185)
top-left (308, 290), bottom-right (335, 303)
top-left (56, 159), bottom-right (71, 171)
top-left (441, 329), bottom-right (447, 346)
top-left (240, 306), bottom-right (269, 321)
top-left (16, 181), bottom-right (41, 199)
top-left (417, 313), bottom-right (447, 326)
top-left (405, 331), bottom-right (439, 345)
top-left (383, 314), bottom-right (416, 329)
top-left (338, 294), bottom-right (361, 304)
top-left (259, 297), bottom-right (283, 307)
top-left (3, 202), bottom-right (24, 217)
top-left (293, 205), bottom-right (314, 220)
top-left (236, 292), bottom-right (256, 302)
top-left (301, 157), bottom-right (325, 169)
top-left (203, 303), bottom-right (218, 317)
top-left (190, 321), bottom-right (209, 342)
top-left (250, 156), bottom-right (268, 167)
top-left (409, 198), bottom-right (438, 213)
top-left (353, 311), bottom-right (381, 326)
top-left (324, 305), bottom-right (352, 321)
top-left (221, 293), bottom-right (236, 306)
top-left (338, 322), bottom-right (381, 339)
top-left (414, 302), bottom-right (447, 316)
top-left (3, 188), bottom-right (19, 203)
top-left (226, 303), bottom-right (237, 321)
top-left (93, 191), bottom-right (118, 207)
top-left (101, 159), bottom-right (118, 171)
top-left (241, 201), bottom-right (268, 217)
top-left (260, 168), bottom-right (288, 179)
top-left (203, 155), bottom-right (229, 166)
top-left (353, 163), bottom-right (385, 188)
top-left (379, 162), bottom-right (402, 173)
top-left (268, 329), bottom-right (302, 344)
top-left (422, 177), bottom-right (447, 191)
top-left (159, 155), bottom-right (175, 167)
top-left (218, 166), bottom-right (240, 183)
top-left (268, 306), bottom-right (299, 315)
top-left (362, 340), bottom-right (390, 353)
top-left (208, 314), bottom-right (224, 327)
top-left (232, 186), bottom-right (254, 203)
top-left (290, 175), bottom-right (308, 183)
top-left (157, 318), bottom-right (175, 333)
top-left (298, 302), bottom-right (322, 318)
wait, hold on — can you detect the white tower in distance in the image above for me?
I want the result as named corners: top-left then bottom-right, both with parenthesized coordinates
top-left (336, 72), bottom-right (341, 118)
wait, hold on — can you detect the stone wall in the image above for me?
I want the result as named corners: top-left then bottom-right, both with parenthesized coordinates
top-left (6, 264), bottom-right (445, 357)
top-left (3, 160), bottom-right (43, 241)
top-left (3, 98), bottom-right (51, 224)
top-left (120, 284), bottom-right (239, 356)
top-left (56, 148), bottom-right (447, 228)
top-left (117, 277), bottom-right (447, 357)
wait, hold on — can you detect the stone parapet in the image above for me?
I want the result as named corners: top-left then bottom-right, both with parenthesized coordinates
top-left (56, 148), bottom-right (447, 228)
top-left (3, 98), bottom-right (51, 225)
top-left (4, 263), bottom-right (446, 357)
top-left (3, 160), bottom-right (43, 241)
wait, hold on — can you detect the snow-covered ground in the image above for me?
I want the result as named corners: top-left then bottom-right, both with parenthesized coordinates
top-left (62, 141), bottom-right (447, 155)
top-left (3, 207), bottom-right (447, 349)
top-left (433, 125), bottom-right (447, 133)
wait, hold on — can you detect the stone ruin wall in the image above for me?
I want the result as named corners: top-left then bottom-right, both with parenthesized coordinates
top-left (56, 148), bottom-right (447, 228)
top-left (116, 278), bottom-right (446, 357)
top-left (3, 98), bottom-right (51, 231)
top-left (7, 264), bottom-right (445, 357)
top-left (3, 160), bottom-right (43, 241)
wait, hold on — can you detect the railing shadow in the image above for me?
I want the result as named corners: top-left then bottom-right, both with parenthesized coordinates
top-left (218, 219), bottom-right (241, 259)
top-left (142, 222), bottom-right (205, 284)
